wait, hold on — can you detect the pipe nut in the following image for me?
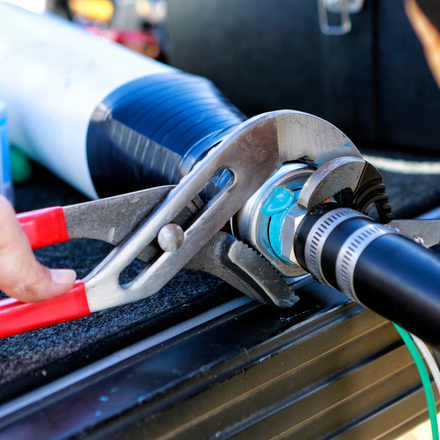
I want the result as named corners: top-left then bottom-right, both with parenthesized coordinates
top-left (280, 204), bottom-right (307, 265)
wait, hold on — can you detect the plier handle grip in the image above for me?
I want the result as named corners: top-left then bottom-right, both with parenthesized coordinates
top-left (1, 207), bottom-right (90, 337)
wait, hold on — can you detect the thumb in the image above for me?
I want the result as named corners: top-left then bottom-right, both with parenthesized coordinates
top-left (0, 196), bottom-right (76, 303)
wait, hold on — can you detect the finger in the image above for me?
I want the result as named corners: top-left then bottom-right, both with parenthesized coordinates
top-left (0, 196), bottom-right (76, 302)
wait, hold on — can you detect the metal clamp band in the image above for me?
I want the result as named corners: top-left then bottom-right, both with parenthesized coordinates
top-left (336, 224), bottom-right (398, 301)
top-left (305, 208), bottom-right (367, 284)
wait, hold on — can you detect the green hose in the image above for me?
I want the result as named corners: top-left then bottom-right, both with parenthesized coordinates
top-left (393, 323), bottom-right (439, 440)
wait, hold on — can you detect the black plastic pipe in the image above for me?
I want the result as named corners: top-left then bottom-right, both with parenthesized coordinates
top-left (295, 208), bottom-right (440, 346)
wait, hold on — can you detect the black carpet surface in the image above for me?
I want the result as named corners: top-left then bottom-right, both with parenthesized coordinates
top-left (0, 163), bottom-right (238, 403)
top-left (1, 146), bottom-right (440, 403)
top-left (359, 146), bottom-right (440, 218)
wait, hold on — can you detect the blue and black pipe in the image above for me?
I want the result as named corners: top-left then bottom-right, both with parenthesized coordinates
top-left (87, 72), bottom-right (245, 199)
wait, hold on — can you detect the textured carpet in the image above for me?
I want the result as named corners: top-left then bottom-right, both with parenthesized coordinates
top-left (359, 146), bottom-right (440, 219)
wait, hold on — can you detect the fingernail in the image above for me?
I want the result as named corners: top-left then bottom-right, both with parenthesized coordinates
top-left (50, 269), bottom-right (77, 285)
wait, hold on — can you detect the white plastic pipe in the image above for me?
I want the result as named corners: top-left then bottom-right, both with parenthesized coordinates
top-left (0, 3), bottom-right (175, 198)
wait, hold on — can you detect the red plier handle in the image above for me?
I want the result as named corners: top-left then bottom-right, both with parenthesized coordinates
top-left (0, 207), bottom-right (90, 338)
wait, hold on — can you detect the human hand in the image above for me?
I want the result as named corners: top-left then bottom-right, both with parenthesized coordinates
top-left (0, 196), bottom-right (76, 302)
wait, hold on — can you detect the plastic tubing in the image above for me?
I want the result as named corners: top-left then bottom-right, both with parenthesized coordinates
top-left (393, 323), bottom-right (439, 440)
top-left (411, 334), bottom-right (440, 399)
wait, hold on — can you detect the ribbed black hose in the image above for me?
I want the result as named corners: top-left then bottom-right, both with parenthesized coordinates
top-left (87, 72), bottom-right (245, 198)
